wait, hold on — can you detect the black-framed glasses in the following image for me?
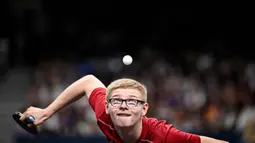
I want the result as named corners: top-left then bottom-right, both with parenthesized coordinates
top-left (108, 98), bottom-right (145, 108)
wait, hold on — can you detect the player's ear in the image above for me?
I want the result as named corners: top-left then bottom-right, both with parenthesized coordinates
top-left (105, 101), bottom-right (109, 114)
top-left (142, 103), bottom-right (149, 116)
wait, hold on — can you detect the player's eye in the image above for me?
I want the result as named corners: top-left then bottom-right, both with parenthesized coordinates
top-left (126, 99), bottom-right (137, 105)
top-left (111, 99), bottom-right (122, 104)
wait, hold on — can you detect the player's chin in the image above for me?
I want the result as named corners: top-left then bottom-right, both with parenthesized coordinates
top-left (115, 122), bottom-right (134, 127)
top-left (115, 117), bottom-right (134, 127)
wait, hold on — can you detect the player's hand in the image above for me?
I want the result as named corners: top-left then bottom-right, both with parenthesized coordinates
top-left (19, 106), bottom-right (49, 126)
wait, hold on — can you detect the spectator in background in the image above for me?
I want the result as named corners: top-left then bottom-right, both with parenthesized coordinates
top-left (18, 50), bottom-right (255, 140)
top-left (243, 120), bottom-right (255, 143)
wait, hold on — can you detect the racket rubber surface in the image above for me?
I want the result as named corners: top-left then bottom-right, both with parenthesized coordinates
top-left (12, 112), bottom-right (38, 135)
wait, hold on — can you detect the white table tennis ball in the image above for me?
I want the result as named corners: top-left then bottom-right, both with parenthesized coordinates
top-left (122, 55), bottom-right (133, 65)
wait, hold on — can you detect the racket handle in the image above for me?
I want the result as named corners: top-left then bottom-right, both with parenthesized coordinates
top-left (26, 116), bottom-right (35, 123)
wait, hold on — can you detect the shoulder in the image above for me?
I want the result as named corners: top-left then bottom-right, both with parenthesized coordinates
top-left (89, 87), bottom-right (106, 104)
top-left (144, 116), bottom-right (173, 130)
top-left (90, 88), bottom-right (114, 129)
top-left (88, 87), bottom-right (107, 119)
top-left (143, 117), bottom-right (200, 143)
top-left (143, 117), bottom-right (174, 139)
top-left (90, 87), bottom-right (106, 96)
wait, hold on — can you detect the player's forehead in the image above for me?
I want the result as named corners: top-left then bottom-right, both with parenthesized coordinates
top-left (110, 88), bottom-right (143, 99)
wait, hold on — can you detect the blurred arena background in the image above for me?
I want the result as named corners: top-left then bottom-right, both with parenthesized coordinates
top-left (0, 1), bottom-right (254, 143)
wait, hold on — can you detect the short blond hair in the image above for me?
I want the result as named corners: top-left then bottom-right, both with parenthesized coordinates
top-left (106, 78), bottom-right (147, 102)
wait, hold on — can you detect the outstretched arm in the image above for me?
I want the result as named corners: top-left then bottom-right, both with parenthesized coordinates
top-left (20, 74), bottom-right (105, 125)
top-left (200, 136), bottom-right (229, 143)
top-left (165, 126), bottom-right (229, 143)
top-left (45, 74), bottom-right (105, 116)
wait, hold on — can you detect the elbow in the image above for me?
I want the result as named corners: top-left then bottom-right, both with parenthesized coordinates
top-left (220, 141), bottom-right (229, 143)
top-left (82, 74), bottom-right (97, 82)
top-left (73, 75), bottom-right (96, 89)
top-left (200, 136), bottom-right (229, 143)
top-left (84, 74), bottom-right (96, 79)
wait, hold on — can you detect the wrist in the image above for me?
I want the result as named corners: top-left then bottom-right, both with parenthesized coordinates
top-left (43, 108), bottom-right (54, 119)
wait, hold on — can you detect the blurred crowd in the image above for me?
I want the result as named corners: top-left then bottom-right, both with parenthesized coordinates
top-left (16, 49), bottom-right (255, 142)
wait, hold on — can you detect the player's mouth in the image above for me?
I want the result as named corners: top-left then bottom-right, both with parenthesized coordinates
top-left (116, 113), bottom-right (131, 117)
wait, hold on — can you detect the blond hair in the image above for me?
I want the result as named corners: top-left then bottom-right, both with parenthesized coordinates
top-left (106, 78), bottom-right (147, 102)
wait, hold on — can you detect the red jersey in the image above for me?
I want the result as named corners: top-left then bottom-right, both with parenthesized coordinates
top-left (89, 87), bottom-right (201, 143)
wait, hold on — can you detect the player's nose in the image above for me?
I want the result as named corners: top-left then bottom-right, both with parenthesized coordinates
top-left (119, 101), bottom-right (128, 109)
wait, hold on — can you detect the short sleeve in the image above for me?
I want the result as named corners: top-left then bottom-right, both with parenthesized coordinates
top-left (89, 87), bottom-right (106, 119)
top-left (165, 126), bottom-right (201, 143)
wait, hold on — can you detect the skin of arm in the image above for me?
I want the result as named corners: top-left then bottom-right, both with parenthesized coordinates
top-left (44, 74), bottom-right (105, 118)
top-left (200, 136), bottom-right (229, 143)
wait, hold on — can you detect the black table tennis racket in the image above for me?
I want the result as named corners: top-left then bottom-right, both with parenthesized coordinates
top-left (12, 112), bottom-right (38, 135)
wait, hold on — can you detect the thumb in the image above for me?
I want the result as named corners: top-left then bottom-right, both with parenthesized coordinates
top-left (19, 113), bottom-right (26, 121)
top-left (33, 119), bottom-right (40, 126)
top-left (34, 117), bottom-right (44, 126)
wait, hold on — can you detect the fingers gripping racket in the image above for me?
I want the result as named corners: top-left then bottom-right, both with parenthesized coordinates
top-left (12, 112), bottom-right (38, 135)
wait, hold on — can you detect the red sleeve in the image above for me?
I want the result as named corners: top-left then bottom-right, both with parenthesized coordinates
top-left (88, 87), bottom-right (106, 119)
top-left (165, 126), bottom-right (201, 143)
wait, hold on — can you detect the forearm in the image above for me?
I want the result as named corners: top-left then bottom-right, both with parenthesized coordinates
top-left (200, 136), bottom-right (229, 143)
top-left (44, 75), bottom-right (92, 117)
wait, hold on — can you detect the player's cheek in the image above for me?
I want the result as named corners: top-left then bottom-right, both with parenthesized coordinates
top-left (131, 110), bottom-right (140, 117)
top-left (108, 109), bottom-right (116, 117)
